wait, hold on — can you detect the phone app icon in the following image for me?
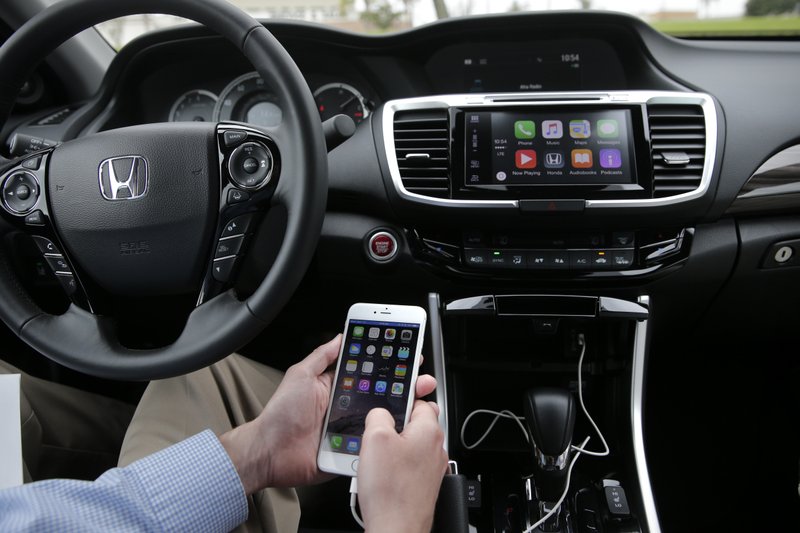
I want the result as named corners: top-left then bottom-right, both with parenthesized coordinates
top-left (330, 435), bottom-right (343, 449)
top-left (514, 120), bottom-right (536, 139)
top-left (515, 149), bottom-right (537, 169)
top-left (599, 149), bottom-right (622, 168)
top-left (342, 377), bottom-right (354, 391)
top-left (361, 361), bottom-right (374, 374)
top-left (398, 347), bottom-right (410, 359)
top-left (375, 380), bottom-right (387, 393)
top-left (400, 330), bottom-right (413, 341)
top-left (569, 120), bottom-right (591, 139)
top-left (365, 345), bottom-right (376, 356)
top-left (597, 119), bottom-right (619, 138)
top-left (358, 379), bottom-right (371, 391)
top-left (391, 382), bottom-right (404, 396)
top-left (338, 395), bottom-right (351, 408)
top-left (384, 328), bottom-right (396, 340)
top-left (395, 364), bottom-right (407, 377)
top-left (346, 437), bottom-right (360, 453)
top-left (345, 360), bottom-right (357, 372)
top-left (348, 343), bottom-right (361, 355)
top-left (352, 326), bottom-right (364, 338)
top-left (544, 152), bottom-right (564, 169)
top-left (542, 120), bottom-right (563, 139)
top-left (571, 149), bottom-right (593, 168)
top-left (381, 345), bottom-right (394, 358)
top-left (368, 327), bottom-right (380, 339)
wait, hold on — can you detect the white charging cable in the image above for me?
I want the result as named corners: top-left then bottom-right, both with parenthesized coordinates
top-left (570, 333), bottom-right (610, 457)
top-left (460, 409), bottom-right (530, 449)
top-left (349, 477), bottom-right (364, 529)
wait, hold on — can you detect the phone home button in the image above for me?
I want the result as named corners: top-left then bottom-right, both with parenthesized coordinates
top-left (351, 459), bottom-right (359, 473)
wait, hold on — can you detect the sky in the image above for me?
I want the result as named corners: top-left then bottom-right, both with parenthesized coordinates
top-left (411, 0), bottom-right (748, 24)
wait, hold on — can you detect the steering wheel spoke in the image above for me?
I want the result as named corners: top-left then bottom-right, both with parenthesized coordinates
top-left (0, 149), bottom-right (94, 312)
top-left (196, 123), bottom-right (284, 305)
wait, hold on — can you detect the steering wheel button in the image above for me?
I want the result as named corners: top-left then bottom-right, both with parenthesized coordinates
top-left (222, 214), bottom-right (255, 238)
top-left (223, 130), bottom-right (248, 148)
top-left (55, 273), bottom-right (78, 296)
top-left (228, 141), bottom-right (273, 190)
top-left (2, 170), bottom-right (39, 214)
top-left (45, 255), bottom-right (71, 273)
top-left (212, 256), bottom-right (237, 282)
top-left (242, 157), bottom-right (259, 174)
top-left (227, 188), bottom-right (250, 205)
top-left (21, 156), bottom-right (42, 170)
top-left (32, 236), bottom-right (59, 254)
top-left (24, 210), bottom-right (44, 226)
top-left (15, 184), bottom-right (31, 200)
top-left (215, 235), bottom-right (245, 259)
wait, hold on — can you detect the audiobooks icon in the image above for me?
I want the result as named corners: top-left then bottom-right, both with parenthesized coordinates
top-left (571, 149), bottom-right (593, 168)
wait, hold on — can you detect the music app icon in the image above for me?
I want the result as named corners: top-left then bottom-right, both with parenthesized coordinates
top-left (542, 120), bottom-right (563, 139)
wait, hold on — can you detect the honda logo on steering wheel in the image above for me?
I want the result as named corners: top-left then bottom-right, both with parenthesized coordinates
top-left (98, 155), bottom-right (149, 201)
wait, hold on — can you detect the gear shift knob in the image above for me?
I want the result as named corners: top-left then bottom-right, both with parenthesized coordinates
top-left (523, 388), bottom-right (577, 470)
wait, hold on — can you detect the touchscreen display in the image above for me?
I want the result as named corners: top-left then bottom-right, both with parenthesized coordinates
top-left (322, 319), bottom-right (421, 456)
top-left (465, 109), bottom-right (635, 186)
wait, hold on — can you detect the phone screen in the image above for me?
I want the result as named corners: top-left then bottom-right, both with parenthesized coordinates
top-left (321, 319), bottom-right (422, 456)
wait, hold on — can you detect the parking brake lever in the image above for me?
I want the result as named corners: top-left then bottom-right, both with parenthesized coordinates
top-left (321, 114), bottom-right (356, 151)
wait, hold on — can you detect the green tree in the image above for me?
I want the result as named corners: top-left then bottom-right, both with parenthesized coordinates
top-left (361, 0), bottom-right (403, 30)
top-left (746, 0), bottom-right (800, 16)
top-left (578, 0), bottom-right (591, 9)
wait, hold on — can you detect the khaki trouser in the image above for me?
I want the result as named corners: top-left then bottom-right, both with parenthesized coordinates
top-left (117, 353), bottom-right (301, 533)
top-left (0, 359), bottom-right (135, 484)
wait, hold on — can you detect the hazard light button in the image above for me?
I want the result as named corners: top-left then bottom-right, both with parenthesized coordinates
top-left (519, 199), bottom-right (585, 213)
top-left (367, 231), bottom-right (398, 262)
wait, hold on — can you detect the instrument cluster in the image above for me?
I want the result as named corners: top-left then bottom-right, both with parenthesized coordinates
top-left (168, 72), bottom-right (371, 127)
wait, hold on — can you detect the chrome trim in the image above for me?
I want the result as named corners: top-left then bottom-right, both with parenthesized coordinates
top-left (381, 91), bottom-right (717, 209)
top-left (427, 292), bottom-right (450, 452)
top-left (632, 295), bottom-right (661, 533)
top-left (98, 155), bottom-right (149, 201)
top-left (367, 231), bottom-right (399, 262)
top-left (534, 445), bottom-right (571, 471)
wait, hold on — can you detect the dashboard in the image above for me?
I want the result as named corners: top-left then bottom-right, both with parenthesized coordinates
top-left (3, 10), bottom-right (800, 533)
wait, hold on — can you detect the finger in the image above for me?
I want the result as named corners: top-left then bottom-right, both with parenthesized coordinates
top-left (364, 407), bottom-right (396, 432)
top-left (405, 399), bottom-right (439, 428)
top-left (304, 334), bottom-right (342, 375)
top-left (428, 401), bottom-right (440, 417)
top-left (415, 374), bottom-right (437, 399)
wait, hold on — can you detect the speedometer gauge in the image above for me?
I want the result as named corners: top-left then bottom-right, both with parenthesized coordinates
top-left (169, 90), bottom-right (218, 122)
top-left (214, 72), bottom-right (283, 128)
top-left (313, 83), bottom-right (369, 124)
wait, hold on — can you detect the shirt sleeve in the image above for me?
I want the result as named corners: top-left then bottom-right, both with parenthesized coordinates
top-left (0, 429), bottom-right (248, 532)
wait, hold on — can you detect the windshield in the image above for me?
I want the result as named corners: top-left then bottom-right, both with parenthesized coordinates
top-left (95, 0), bottom-right (800, 49)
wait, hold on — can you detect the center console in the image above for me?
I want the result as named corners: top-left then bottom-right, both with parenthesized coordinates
top-left (426, 293), bottom-right (657, 533)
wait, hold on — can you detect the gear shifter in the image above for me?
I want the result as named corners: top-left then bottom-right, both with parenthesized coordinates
top-left (523, 388), bottom-right (577, 529)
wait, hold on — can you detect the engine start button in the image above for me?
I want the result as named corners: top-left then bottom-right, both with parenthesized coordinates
top-left (367, 231), bottom-right (398, 262)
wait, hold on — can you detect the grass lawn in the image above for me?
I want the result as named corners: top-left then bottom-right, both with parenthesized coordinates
top-left (651, 16), bottom-right (800, 37)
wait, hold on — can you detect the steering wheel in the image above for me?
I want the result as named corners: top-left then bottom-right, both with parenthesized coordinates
top-left (0, 0), bottom-right (327, 380)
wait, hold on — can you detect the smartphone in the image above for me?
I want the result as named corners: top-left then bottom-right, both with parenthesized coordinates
top-left (318, 302), bottom-right (427, 476)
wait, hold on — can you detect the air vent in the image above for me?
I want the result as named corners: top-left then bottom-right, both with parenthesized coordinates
top-left (393, 109), bottom-right (450, 198)
top-left (647, 104), bottom-right (706, 198)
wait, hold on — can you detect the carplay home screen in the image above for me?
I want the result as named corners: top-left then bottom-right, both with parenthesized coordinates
top-left (322, 319), bottom-right (421, 456)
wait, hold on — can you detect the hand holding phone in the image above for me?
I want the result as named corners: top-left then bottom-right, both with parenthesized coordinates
top-left (318, 303), bottom-right (427, 476)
